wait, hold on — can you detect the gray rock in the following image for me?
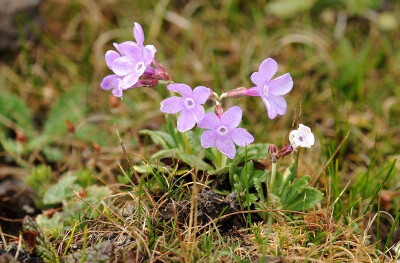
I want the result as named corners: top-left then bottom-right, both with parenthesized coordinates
top-left (0, 0), bottom-right (43, 51)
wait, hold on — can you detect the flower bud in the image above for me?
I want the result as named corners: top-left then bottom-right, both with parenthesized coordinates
top-left (227, 87), bottom-right (248, 98)
top-left (268, 144), bottom-right (277, 162)
top-left (138, 78), bottom-right (159, 88)
top-left (268, 144), bottom-right (277, 163)
top-left (277, 145), bottom-right (294, 158)
top-left (227, 87), bottom-right (260, 98)
top-left (214, 105), bottom-right (224, 118)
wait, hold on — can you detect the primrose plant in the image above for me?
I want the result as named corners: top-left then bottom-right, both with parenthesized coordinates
top-left (101, 22), bottom-right (323, 212)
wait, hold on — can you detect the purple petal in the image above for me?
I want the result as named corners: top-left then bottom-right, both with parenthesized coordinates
top-left (250, 72), bottom-right (263, 87)
top-left (269, 73), bottom-right (293, 96)
top-left (200, 130), bottom-right (217, 148)
top-left (262, 95), bottom-right (287, 119)
top-left (160, 96), bottom-right (184, 114)
top-left (221, 106), bottom-right (242, 129)
top-left (119, 72), bottom-right (140, 90)
top-left (110, 57), bottom-right (134, 76)
top-left (167, 83), bottom-right (193, 97)
top-left (258, 58), bottom-right (278, 82)
top-left (100, 74), bottom-right (119, 90)
top-left (262, 97), bottom-right (277, 119)
top-left (112, 86), bottom-right (123, 98)
top-left (145, 45), bottom-right (157, 58)
top-left (177, 110), bottom-right (196, 132)
top-left (117, 43), bottom-right (142, 62)
top-left (216, 138), bottom-right (236, 159)
top-left (198, 112), bottom-right (220, 130)
top-left (143, 66), bottom-right (156, 77)
top-left (231, 128), bottom-right (254, 147)
top-left (105, 51), bottom-right (120, 69)
top-left (190, 105), bottom-right (205, 123)
top-left (142, 46), bottom-right (155, 65)
top-left (113, 43), bottom-right (121, 53)
top-left (192, 86), bottom-right (211, 104)
top-left (133, 22), bottom-right (144, 45)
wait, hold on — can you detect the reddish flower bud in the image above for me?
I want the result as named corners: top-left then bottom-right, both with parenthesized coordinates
top-left (269, 144), bottom-right (277, 155)
top-left (214, 105), bottom-right (224, 118)
top-left (227, 87), bottom-right (260, 98)
top-left (227, 87), bottom-right (248, 98)
top-left (138, 78), bottom-right (159, 87)
top-left (277, 145), bottom-right (294, 158)
top-left (268, 144), bottom-right (277, 163)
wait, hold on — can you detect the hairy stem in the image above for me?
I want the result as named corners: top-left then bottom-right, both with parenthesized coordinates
top-left (269, 162), bottom-right (277, 196)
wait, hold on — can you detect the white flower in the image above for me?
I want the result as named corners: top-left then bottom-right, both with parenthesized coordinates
top-left (289, 124), bottom-right (315, 149)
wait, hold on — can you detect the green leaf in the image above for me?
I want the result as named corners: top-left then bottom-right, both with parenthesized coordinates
top-left (228, 163), bottom-right (239, 188)
top-left (133, 164), bottom-right (173, 174)
top-left (42, 146), bottom-right (64, 162)
top-left (178, 153), bottom-right (213, 170)
top-left (272, 171), bottom-right (282, 195)
top-left (186, 130), bottom-right (202, 150)
top-left (249, 170), bottom-right (268, 189)
top-left (243, 194), bottom-right (258, 207)
top-left (234, 143), bottom-right (270, 164)
top-left (240, 160), bottom-right (254, 186)
top-left (284, 187), bottom-right (323, 211)
top-left (254, 177), bottom-right (265, 203)
top-left (0, 91), bottom-right (34, 135)
top-left (43, 86), bottom-right (87, 136)
top-left (25, 165), bottom-right (54, 208)
top-left (280, 161), bottom-right (297, 195)
top-left (140, 130), bottom-right (175, 149)
top-left (233, 174), bottom-right (243, 193)
top-left (266, 0), bottom-right (315, 18)
top-left (208, 166), bottom-right (229, 175)
top-left (150, 149), bottom-right (179, 160)
top-left (36, 212), bottom-right (64, 237)
top-left (42, 175), bottom-right (81, 205)
top-left (281, 176), bottom-right (310, 207)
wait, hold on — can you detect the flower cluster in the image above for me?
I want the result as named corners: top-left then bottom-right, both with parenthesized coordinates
top-left (101, 23), bottom-right (169, 98)
top-left (101, 23), bottom-right (315, 159)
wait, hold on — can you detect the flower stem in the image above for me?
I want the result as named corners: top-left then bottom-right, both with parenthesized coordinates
top-left (159, 80), bottom-right (174, 85)
top-left (269, 162), bottom-right (277, 195)
top-left (219, 92), bottom-right (228, 100)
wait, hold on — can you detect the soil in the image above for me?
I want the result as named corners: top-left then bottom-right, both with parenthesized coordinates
top-left (160, 189), bottom-right (245, 233)
top-left (0, 176), bottom-right (38, 236)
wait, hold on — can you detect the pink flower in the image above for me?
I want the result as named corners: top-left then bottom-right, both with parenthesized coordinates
top-left (101, 22), bottom-right (157, 98)
top-left (250, 58), bottom-right (293, 119)
top-left (198, 106), bottom-right (254, 159)
top-left (160, 84), bottom-right (211, 132)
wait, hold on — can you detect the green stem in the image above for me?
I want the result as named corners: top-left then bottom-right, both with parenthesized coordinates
top-left (266, 161), bottom-right (277, 225)
top-left (269, 162), bottom-right (277, 196)
top-left (159, 80), bottom-right (174, 85)
top-left (182, 132), bottom-right (191, 154)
